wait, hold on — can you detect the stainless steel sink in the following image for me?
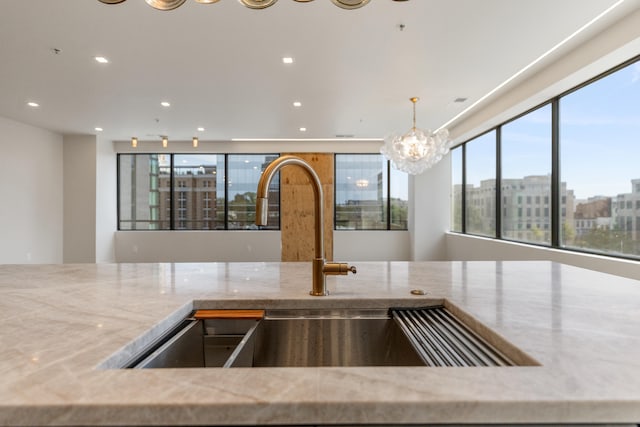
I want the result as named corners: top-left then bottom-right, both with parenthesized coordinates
top-left (226, 310), bottom-right (424, 367)
top-left (122, 307), bottom-right (526, 369)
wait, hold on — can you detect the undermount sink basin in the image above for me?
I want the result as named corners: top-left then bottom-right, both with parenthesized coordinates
top-left (121, 307), bottom-right (527, 369)
top-left (228, 310), bottom-right (424, 367)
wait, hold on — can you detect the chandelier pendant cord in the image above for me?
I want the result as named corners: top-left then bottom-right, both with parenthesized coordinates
top-left (410, 97), bottom-right (418, 131)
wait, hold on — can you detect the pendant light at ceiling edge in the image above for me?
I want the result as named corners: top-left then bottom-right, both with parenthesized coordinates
top-left (380, 97), bottom-right (451, 175)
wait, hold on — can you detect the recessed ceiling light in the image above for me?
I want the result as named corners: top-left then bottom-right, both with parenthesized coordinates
top-left (27, 101), bottom-right (39, 108)
top-left (197, 127), bottom-right (205, 132)
top-left (293, 101), bottom-right (302, 107)
top-left (94, 56), bottom-right (109, 64)
top-left (454, 97), bottom-right (467, 103)
top-left (161, 101), bottom-right (171, 107)
top-left (94, 127), bottom-right (103, 132)
top-left (282, 57), bottom-right (294, 64)
top-left (299, 127), bottom-right (307, 132)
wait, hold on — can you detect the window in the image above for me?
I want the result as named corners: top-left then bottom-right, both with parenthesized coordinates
top-left (465, 131), bottom-right (496, 237)
top-left (389, 164), bottom-right (409, 230)
top-left (501, 104), bottom-right (552, 244)
top-left (227, 154), bottom-right (279, 230)
top-left (334, 154), bottom-right (408, 230)
top-left (120, 153), bottom-right (405, 232)
top-left (118, 154), bottom-right (170, 230)
top-left (172, 155), bottom-right (224, 230)
top-left (118, 153), bottom-right (278, 230)
top-left (560, 59), bottom-right (640, 257)
top-left (451, 147), bottom-right (463, 232)
top-left (452, 55), bottom-right (640, 260)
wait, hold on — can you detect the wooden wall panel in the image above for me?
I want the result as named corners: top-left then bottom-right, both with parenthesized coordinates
top-left (280, 153), bottom-right (333, 262)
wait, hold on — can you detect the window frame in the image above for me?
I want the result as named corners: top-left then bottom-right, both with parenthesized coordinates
top-left (451, 53), bottom-right (640, 261)
top-left (117, 152), bottom-right (281, 231)
top-left (333, 153), bottom-right (408, 231)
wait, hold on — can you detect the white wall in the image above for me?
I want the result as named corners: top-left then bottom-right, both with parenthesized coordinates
top-left (96, 135), bottom-right (116, 262)
top-left (0, 116), bottom-right (63, 264)
top-left (334, 231), bottom-right (410, 261)
top-left (446, 233), bottom-right (640, 281)
top-left (115, 230), bottom-right (411, 263)
top-left (409, 157), bottom-right (451, 261)
top-left (63, 135), bottom-right (96, 263)
top-left (115, 231), bottom-right (282, 262)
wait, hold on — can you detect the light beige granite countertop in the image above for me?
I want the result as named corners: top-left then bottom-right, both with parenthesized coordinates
top-left (1, 261), bottom-right (640, 426)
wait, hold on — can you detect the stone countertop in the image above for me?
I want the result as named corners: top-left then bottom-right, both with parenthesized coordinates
top-left (1, 261), bottom-right (640, 426)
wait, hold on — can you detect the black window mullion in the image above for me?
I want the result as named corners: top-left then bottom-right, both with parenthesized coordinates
top-left (387, 160), bottom-right (392, 230)
top-left (461, 144), bottom-right (467, 234)
top-left (224, 153), bottom-right (229, 230)
top-left (496, 128), bottom-right (502, 239)
top-left (130, 155), bottom-right (137, 229)
top-left (116, 154), bottom-right (121, 230)
top-left (551, 98), bottom-right (560, 247)
top-left (169, 154), bottom-right (174, 230)
top-left (333, 154), bottom-right (338, 231)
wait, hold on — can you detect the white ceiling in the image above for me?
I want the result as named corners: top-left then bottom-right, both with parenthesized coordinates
top-left (0, 0), bottom-right (636, 143)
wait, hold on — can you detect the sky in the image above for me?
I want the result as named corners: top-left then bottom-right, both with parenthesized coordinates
top-left (461, 60), bottom-right (640, 200)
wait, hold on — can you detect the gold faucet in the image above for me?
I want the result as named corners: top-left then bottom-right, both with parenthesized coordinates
top-left (255, 155), bottom-right (356, 296)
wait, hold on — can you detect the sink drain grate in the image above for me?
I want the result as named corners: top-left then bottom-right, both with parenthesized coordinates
top-left (392, 307), bottom-right (514, 367)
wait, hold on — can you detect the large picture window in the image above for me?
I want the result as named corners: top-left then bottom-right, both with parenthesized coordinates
top-left (451, 147), bottom-right (463, 232)
top-left (465, 131), bottom-right (496, 237)
top-left (334, 154), bottom-right (408, 230)
top-left (501, 104), bottom-right (552, 244)
top-left (452, 55), bottom-right (640, 260)
top-left (172, 154), bottom-right (225, 230)
top-left (118, 154), bottom-right (171, 230)
top-left (118, 153), bottom-right (279, 230)
top-left (119, 153), bottom-right (405, 232)
top-left (560, 61), bottom-right (640, 256)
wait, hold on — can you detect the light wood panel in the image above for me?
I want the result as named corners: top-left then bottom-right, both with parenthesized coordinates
top-left (280, 153), bottom-right (334, 262)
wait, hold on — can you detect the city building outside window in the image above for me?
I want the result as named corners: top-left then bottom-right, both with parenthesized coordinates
top-left (501, 104), bottom-right (552, 245)
top-left (465, 130), bottom-right (496, 237)
top-left (118, 154), bottom-right (170, 230)
top-left (119, 153), bottom-right (408, 232)
top-left (560, 59), bottom-right (640, 257)
top-left (334, 154), bottom-right (408, 230)
top-left (451, 55), bottom-right (640, 260)
top-left (118, 153), bottom-right (278, 230)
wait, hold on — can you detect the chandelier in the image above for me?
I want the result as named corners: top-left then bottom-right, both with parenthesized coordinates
top-left (97, 0), bottom-right (379, 11)
top-left (380, 97), bottom-right (450, 175)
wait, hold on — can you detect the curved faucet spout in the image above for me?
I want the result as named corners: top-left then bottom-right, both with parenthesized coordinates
top-left (256, 155), bottom-right (324, 260)
top-left (256, 155), bottom-right (355, 296)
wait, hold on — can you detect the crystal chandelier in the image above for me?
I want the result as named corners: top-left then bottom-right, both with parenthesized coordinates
top-left (380, 97), bottom-right (450, 175)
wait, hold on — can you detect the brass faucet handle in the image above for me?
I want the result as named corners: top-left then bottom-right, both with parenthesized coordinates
top-left (323, 262), bottom-right (357, 276)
